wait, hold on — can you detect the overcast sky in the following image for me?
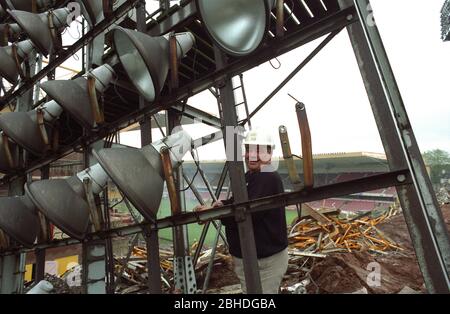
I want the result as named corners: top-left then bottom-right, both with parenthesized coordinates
top-left (59, 1), bottom-right (450, 160)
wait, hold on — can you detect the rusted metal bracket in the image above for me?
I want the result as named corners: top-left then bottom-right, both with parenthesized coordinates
top-left (294, 99), bottom-right (314, 189)
top-left (169, 33), bottom-right (180, 90)
top-left (37, 211), bottom-right (52, 243)
top-left (11, 44), bottom-right (26, 80)
top-left (233, 206), bottom-right (247, 223)
top-left (279, 125), bottom-right (302, 190)
top-left (2, 133), bottom-right (15, 169)
top-left (161, 146), bottom-right (180, 216)
top-left (87, 75), bottom-right (105, 125)
top-left (36, 108), bottom-right (50, 152)
top-left (276, 0), bottom-right (285, 38)
top-left (103, 0), bottom-right (114, 20)
top-left (82, 178), bottom-right (104, 233)
top-left (0, 24), bottom-right (10, 47)
top-left (0, 229), bottom-right (9, 250)
top-left (32, 0), bottom-right (38, 13)
top-left (48, 10), bottom-right (62, 52)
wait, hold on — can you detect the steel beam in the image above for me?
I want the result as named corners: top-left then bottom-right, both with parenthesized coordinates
top-left (343, 0), bottom-right (450, 292)
top-left (215, 48), bottom-right (262, 294)
top-left (0, 56), bottom-right (35, 292)
top-left (166, 110), bottom-right (197, 294)
top-left (34, 165), bottom-right (50, 283)
top-left (81, 142), bottom-right (106, 294)
top-left (0, 176), bottom-right (26, 294)
top-left (135, 0), bottom-right (163, 294)
top-left (148, 1), bottom-right (196, 36)
top-left (171, 103), bottom-right (222, 128)
top-left (1, 169), bottom-right (412, 255)
top-left (141, 97), bottom-right (163, 295)
top-left (81, 240), bottom-right (107, 294)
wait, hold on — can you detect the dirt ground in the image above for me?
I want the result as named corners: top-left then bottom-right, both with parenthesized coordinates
top-left (206, 204), bottom-right (450, 294)
top-left (47, 205), bottom-right (449, 294)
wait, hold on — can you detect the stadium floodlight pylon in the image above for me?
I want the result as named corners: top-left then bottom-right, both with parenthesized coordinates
top-left (0, 100), bottom-right (63, 156)
top-left (112, 27), bottom-right (195, 102)
top-left (41, 64), bottom-right (116, 129)
top-left (195, 0), bottom-right (275, 56)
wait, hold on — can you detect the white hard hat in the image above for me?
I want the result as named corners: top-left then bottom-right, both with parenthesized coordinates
top-left (243, 128), bottom-right (275, 148)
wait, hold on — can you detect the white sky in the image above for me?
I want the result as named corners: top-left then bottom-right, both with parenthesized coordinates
top-left (58, 0), bottom-right (450, 160)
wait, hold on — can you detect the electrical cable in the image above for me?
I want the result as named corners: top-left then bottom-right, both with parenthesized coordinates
top-left (269, 57), bottom-right (281, 69)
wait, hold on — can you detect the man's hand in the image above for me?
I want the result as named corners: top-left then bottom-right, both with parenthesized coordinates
top-left (193, 204), bottom-right (209, 212)
top-left (212, 201), bottom-right (223, 208)
top-left (193, 201), bottom-right (224, 212)
top-left (193, 201), bottom-right (224, 225)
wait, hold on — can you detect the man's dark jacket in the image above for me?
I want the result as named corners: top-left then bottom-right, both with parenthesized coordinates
top-left (220, 169), bottom-right (288, 258)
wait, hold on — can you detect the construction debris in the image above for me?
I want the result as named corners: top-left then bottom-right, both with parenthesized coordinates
top-left (113, 243), bottom-right (238, 294)
top-left (33, 204), bottom-right (448, 294)
top-left (436, 186), bottom-right (450, 205)
top-left (280, 204), bottom-right (450, 294)
top-left (288, 206), bottom-right (402, 257)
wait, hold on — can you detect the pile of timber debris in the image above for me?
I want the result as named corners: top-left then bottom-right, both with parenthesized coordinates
top-left (288, 205), bottom-right (403, 257)
top-left (280, 204), bottom-right (450, 294)
top-left (114, 244), bottom-right (238, 294)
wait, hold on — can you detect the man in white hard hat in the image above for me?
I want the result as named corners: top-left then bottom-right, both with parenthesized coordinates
top-left (195, 128), bottom-right (288, 294)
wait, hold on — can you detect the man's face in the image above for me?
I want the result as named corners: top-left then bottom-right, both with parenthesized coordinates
top-left (244, 144), bottom-right (273, 171)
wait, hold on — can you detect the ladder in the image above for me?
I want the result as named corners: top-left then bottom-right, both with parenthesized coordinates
top-left (215, 73), bottom-right (252, 129)
top-left (233, 74), bottom-right (252, 128)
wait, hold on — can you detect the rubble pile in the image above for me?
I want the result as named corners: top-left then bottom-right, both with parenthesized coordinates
top-left (288, 206), bottom-right (402, 257)
top-left (32, 204), bottom-right (449, 294)
top-left (281, 204), bottom-right (450, 294)
top-left (114, 244), bottom-right (238, 294)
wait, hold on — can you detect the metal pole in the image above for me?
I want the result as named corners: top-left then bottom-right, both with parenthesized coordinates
top-left (295, 102), bottom-right (314, 188)
top-left (136, 0), bottom-right (162, 294)
top-left (141, 114), bottom-right (162, 294)
top-left (201, 221), bottom-right (222, 293)
top-left (166, 110), bottom-right (197, 294)
top-left (103, 185), bottom-right (116, 294)
top-left (34, 165), bottom-right (50, 283)
top-left (344, 0), bottom-right (450, 292)
top-left (215, 48), bottom-right (262, 294)
top-left (0, 177), bottom-right (26, 294)
top-left (80, 39), bottom-right (106, 293)
top-left (0, 52), bottom-right (37, 293)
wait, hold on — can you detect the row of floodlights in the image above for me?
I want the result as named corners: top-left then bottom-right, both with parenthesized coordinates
top-left (0, 0), bottom-right (276, 249)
